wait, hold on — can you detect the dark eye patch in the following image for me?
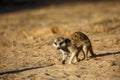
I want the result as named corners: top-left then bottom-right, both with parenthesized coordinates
top-left (59, 42), bottom-right (64, 45)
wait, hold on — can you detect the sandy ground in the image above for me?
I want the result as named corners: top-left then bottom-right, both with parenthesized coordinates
top-left (0, 1), bottom-right (120, 80)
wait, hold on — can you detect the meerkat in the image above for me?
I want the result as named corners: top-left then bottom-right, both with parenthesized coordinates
top-left (53, 32), bottom-right (95, 64)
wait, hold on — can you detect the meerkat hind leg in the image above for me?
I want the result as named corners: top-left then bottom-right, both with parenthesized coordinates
top-left (81, 49), bottom-right (86, 60)
top-left (82, 45), bottom-right (89, 60)
top-left (74, 51), bottom-right (81, 62)
top-left (89, 48), bottom-right (95, 58)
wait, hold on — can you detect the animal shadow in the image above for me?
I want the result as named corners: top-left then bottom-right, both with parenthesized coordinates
top-left (95, 51), bottom-right (120, 57)
top-left (0, 64), bottom-right (54, 75)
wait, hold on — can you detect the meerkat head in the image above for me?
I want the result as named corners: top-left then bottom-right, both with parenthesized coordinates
top-left (53, 37), bottom-right (71, 50)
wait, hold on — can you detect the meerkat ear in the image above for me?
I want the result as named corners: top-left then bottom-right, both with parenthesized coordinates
top-left (65, 38), bottom-right (71, 44)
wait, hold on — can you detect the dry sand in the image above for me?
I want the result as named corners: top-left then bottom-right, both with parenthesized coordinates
top-left (0, 1), bottom-right (120, 80)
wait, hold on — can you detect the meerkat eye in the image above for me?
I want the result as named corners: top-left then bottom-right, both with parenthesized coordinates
top-left (54, 42), bottom-right (57, 45)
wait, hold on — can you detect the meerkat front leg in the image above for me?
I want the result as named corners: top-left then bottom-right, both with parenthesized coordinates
top-left (61, 52), bottom-right (68, 64)
top-left (69, 52), bottom-right (78, 64)
top-left (68, 46), bottom-right (78, 64)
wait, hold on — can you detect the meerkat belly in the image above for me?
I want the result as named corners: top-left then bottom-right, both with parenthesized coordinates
top-left (68, 44), bottom-right (78, 53)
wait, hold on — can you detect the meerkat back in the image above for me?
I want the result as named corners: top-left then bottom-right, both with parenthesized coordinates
top-left (71, 31), bottom-right (95, 58)
top-left (71, 32), bottom-right (91, 47)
